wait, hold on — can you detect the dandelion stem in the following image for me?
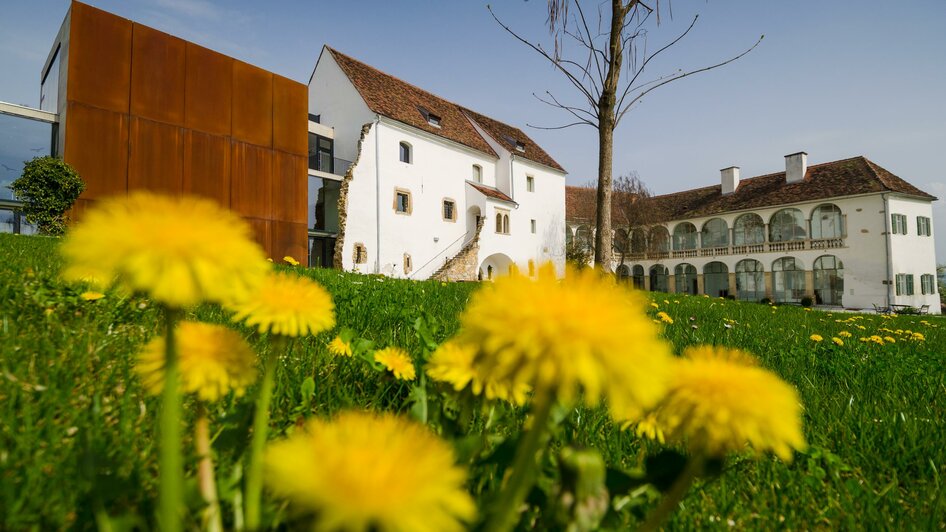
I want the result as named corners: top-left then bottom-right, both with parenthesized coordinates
top-left (485, 389), bottom-right (554, 532)
top-left (158, 307), bottom-right (182, 532)
top-left (196, 402), bottom-right (223, 532)
top-left (639, 453), bottom-right (706, 532)
top-left (245, 336), bottom-right (286, 530)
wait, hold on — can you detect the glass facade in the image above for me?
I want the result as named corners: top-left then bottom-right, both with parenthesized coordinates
top-left (308, 133), bottom-right (334, 173)
top-left (0, 208), bottom-right (37, 235)
top-left (307, 175), bottom-right (341, 233)
top-left (0, 113), bottom-right (56, 201)
top-left (40, 46), bottom-right (61, 113)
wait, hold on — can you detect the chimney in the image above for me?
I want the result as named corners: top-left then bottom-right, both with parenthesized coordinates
top-left (721, 166), bottom-right (740, 195)
top-left (785, 151), bottom-right (808, 183)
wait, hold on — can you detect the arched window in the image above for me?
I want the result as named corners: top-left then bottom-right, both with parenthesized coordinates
top-left (811, 204), bottom-right (843, 239)
top-left (813, 255), bottom-right (844, 306)
top-left (703, 261), bottom-right (729, 297)
top-left (399, 141), bottom-right (412, 164)
top-left (613, 228), bottom-right (629, 254)
top-left (649, 265), bottom-right (669, 292)
top-left (648, 226), bottom-right (670, 253)
top-left (733, 213), bottom-right (765, 245)
top-left (672, 222), bottom-right (699, 250)
top-left (769, 208), bottom-right (806, 242)
top-left (502, 214), bottom-right (510, 234)
top-left (616, 264), bottom-right (630, 282)
top-left (565, 227), bottom-right (574, 247)
top-left (632, 265), bottom-right (645, 289)
top-left (487, 265), bottom-right (493, 280)
top-left (576, 226), bottom-right (593, 251)
top-left (735, 259), bottom-right (764, 302)
top-left (701, 218), bottom-right (729, 248)
top-left (674, 263), bottom-right (698, 294)
top-left (772, 257), bottom-right (806, 303)
top-left (630, 228), bottom-right (647, 254)
top-left (472, 164), bottom-right (482, 183)
top-left (495, 213), bottom-right (503, 233)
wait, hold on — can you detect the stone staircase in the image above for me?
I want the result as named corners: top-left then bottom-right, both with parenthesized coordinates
top-left (430, 217), bottom-right (485, 281)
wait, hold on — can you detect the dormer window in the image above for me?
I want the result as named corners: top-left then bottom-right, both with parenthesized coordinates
top-left (417, 106), bottom-right (442, 128)
top-left (502, 133), bottom-right (526, 153)
top-left (515, 141), bottom-right (525, 153)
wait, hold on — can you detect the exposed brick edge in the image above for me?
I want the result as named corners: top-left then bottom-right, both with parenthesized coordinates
top-left (333, 122), bottom-right (374, 269)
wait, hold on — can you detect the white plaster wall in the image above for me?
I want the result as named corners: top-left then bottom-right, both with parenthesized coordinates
top-left (577, 192), bottom-right (939, 311)
top-left (338, 123), bottom-right (379, 274)
top-left (307, 49), bottom-right (375, 164)
top-left (888, 195), bottom-right (940, 310)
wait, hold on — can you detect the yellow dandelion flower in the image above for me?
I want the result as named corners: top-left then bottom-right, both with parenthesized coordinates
top-left (80, 291), bottom-right (105, 301)
top-left (633, 413), bottom-right (666, 444)
top-left (870, 335), bottom-right (885, 345)
top-left (374, 347), bottom-right (415, 380)
top-left (265, 412), bottom-right (475, 532)
top-left (832, 337), bottom-right (844, 346)
top-left (457, 264), bottom-right (672, 419)
top-left (884, 336), bottom-right (896, 344)
top-left (426, 341), bottom-right (528, 405)
top-left (809, 334), bottom-right (823, 342)
top-left (657, 311), bottom-right (674, 324)
top-left (283, 255), bottom-right (300, 266)
top-left (839, 331), bottom-right (852, 338)
top-left (137, 321), bottom-right (257, 402)
top-left (229, 271), bottom-right (335, 337)
top-left (327, 336), bottom-right (353, 357)
top-left (911, 332), bottom-right (926, 341)
top-left (655, 346), bottom-right (806, 461)
top-left (61, 192), bottom-right (269, 308)
top-left (650, 302), bottom-right (659, 309)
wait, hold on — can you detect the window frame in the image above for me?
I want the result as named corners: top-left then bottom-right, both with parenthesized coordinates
top-left (353, 243), bottom-right (368, 265)
top-left (920, 273), bottom-right (935, 295)
top-left (393, 188), bottom-right (412, 215)
top-left (891, 213), bottom-right (907, 235)
top-left (526, 175), bottom-right (535, 192)
top-left (530, 219), bottom-right (536, 234)
top-left (399, 141), bottom-right (412, 164)
top-left (495, 208), bottom-right (511, 235)
top-left (472, 164), bottom-right (482, 183)
top-left (442, 198), bottom-right (457, 222)
top-left (917, 216), bottom-right (931, 236)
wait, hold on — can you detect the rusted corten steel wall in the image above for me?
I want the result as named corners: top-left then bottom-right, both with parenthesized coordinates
top-left (62, 1), bottom-right (307, 262)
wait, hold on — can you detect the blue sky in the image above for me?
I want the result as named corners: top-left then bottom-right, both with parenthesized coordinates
top-left (2, 0), bottom-right (945, 260)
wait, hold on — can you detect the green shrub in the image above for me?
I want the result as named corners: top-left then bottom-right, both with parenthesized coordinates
top-left (9, 156), bottom-right (84, 235)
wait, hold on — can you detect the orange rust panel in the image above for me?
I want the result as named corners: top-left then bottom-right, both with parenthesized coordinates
top-left (130, 24), bottom-right (186, 125)
top-left (232, 61), bottom-right (273, 148)
top-left (68, 198), bottom-right (96, 224)
top-left (272, 152), bottom-right (306, 224)
top-left (231, 141), bottom-right (273, 219)
top-left (63, 102), bottom-right (128, 199)
top-left (128, 117), bottom-right (184, 196)
top-left (183, 130), bottom-right (230, 208)
top-left (244, 217), bottom-right (273, 258)
top-left (272, 221), bottom-right (307, 265)
top-left (273, 75), bottom-right (307, 156)
top-left (67, 2), bottom-right (132, 113)
top-left (185, 43), bottom-right (233, 136)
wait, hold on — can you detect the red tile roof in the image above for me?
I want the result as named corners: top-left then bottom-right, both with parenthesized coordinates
top-left (327, 48), bottom-right (563, 172)
top-left (567, 156), bottom-right (935, 224)
top-left (470, 182), bottom-right (516, 204)
top-left (461, 108), bottom-right (565, 172)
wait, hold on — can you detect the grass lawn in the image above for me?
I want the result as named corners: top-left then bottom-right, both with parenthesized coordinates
top-left (1, 232), bottom-right (944, 529)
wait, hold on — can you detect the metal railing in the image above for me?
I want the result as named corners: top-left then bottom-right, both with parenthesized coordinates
top-left (620, 236), bottom-right (846, 261)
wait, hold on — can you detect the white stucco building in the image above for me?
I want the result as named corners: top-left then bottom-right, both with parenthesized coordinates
top-left (566, 153), bottom-right (940, 313)
top-left (305, 47), bottom-right (566, 280)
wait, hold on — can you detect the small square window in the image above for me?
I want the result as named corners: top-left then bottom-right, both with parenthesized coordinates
top-left (530, 219), bottom-right (536, 233)
top-left (526, 176), bottom-right (535, 192)
top-left (394, 189), bottom-right (412, 214)
top-left (443, 199), bottom-right (456, 222)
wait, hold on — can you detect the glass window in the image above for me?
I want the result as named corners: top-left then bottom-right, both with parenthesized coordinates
top-left (630, 228), bottom-right (647, 253)
top-left (0, 208), bottom-right (14, 233)
top-left (612, 228), bottom-right (628, 253)
top-left (674, 263), bottom-right (698, 294)
top-left (472, 165), bottom-right (482, 183)
top-left (443, 199), bottom-right (455, 221)
top-left (307, 133), bottom-right (334, 173)
top-left (917, 216), bottom-right (931, 236)
top-left (649, 265), bottom-right (669, 292)
top-left (632, 265), bottom-right (645, 289)
top-left (921, 274), bottom-right (936, 295)
top-left (701, 218), bottom-right (729, 248)
top-left (616, 264), bottom-right (630, 282)
top-left (40, 45), bottom-right (60, 113)
top-left (895, 273), bottom-right (914, 296)
top-left (672, 222), bottom-right (698, 250)
top-left (0, 113), bottom-right (55, 201)
top-left (735, 259), bottom-right (764, 302)
top-left (503, 214), bottom-right (509, 234)
top-left (811, 204), bottom-right (843, 239)
top-left (530, 219), bottom-right (536, 234)
top-left (307, 176), bottom-right (341, 232)
top-left (496, 213), bottom-right (503, 233)
top-left (703, 261), bottom-right (729, 297)
top-left (769, 208), bottom-right (807, 242)
top-left (772, 257), bottom-right (806, 303)
top-left (891, 214), bottom-right (907, 235)
top-left (399, 142), bottom-right (412, 164)
top-left (396, 191), bottom-right (410, 213)
top-left (526, 175), bottom-right (535, 192)
top-left (733, 213), bottom-right (765, 245)
top-left (648, 226), bottom-right (670, 253)
top-left (813, 255), bottom-right (844, 305)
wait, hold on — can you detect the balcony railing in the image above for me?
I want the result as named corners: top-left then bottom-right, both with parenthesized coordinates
top-left (620, 237), bottom-right (846, 262)
top-left (308, 156), bottom-right (353, 177)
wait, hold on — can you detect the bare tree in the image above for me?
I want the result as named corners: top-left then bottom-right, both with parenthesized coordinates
top-left (490, 1), bottom-right (762, 268)
top-left (611, 172), bottom-right (657, 266)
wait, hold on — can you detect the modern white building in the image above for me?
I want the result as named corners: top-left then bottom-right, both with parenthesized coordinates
top-left (306, 47), bottom-right (567, 280)
top-left (566, 153), bottom-right (940, 312)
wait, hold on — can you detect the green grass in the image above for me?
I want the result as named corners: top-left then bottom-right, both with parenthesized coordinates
top-left (1, 232), bottom-right (944, 529)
